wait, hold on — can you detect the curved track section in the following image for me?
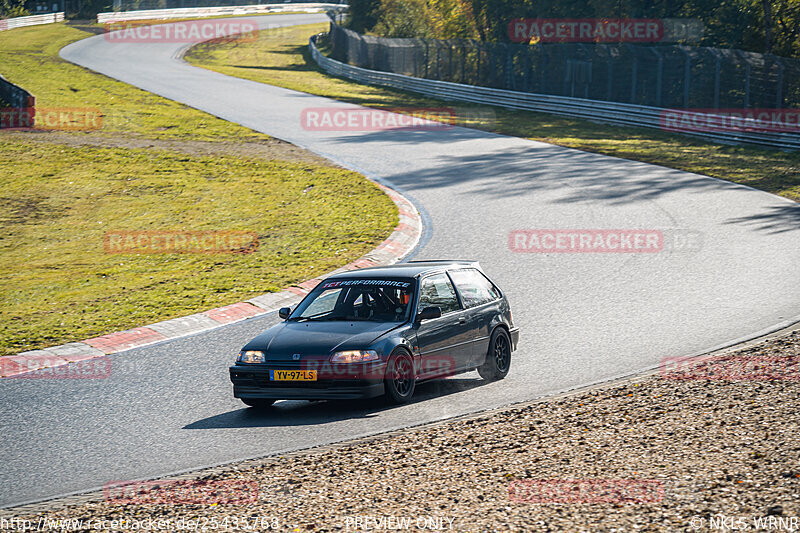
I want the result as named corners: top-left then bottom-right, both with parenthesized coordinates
top-left (0, 14), bottom-right (798, 508)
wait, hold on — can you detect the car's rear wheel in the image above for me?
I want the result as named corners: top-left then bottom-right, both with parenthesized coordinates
top-left (241, 398), bottom-right (276, 409)
top-left (384, 349), bottom-right (415, 404)
top-left (478, 328), bottom-right (511, 381)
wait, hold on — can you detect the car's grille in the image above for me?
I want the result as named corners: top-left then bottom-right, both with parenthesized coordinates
top-left (262, 361), bottom-right (305, 369)
top-left (229, 367), bottom-right (376, 389)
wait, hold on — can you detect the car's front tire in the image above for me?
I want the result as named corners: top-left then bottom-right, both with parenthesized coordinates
top-left (383, 349), bottom-right (415, 405)
top-left (241, 398), bottom-right (276, 409)
top-left (478, 328), bottom-right (511, 381)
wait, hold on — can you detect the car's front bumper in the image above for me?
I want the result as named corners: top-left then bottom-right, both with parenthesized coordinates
top-left (229, 364), bottom-right (386, 400)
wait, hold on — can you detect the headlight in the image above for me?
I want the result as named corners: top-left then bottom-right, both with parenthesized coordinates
top-left (330, 350), bottom-right (379, 363)
top-left (238, 350), bottom-right (265, 363)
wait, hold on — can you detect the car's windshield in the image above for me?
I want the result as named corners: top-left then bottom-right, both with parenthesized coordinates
top-left (290, 278), bottom-right (415, 322)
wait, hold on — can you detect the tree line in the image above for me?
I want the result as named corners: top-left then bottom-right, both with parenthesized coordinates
top-left (347, 0), bottom-right (800, 59)
top-left (0, 0), bottom-right (28, 18)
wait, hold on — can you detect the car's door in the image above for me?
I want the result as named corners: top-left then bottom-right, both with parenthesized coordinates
top-left (447, 268), bottom-right (503, 367)
top-left (413, 273), bottom-right (473, 378)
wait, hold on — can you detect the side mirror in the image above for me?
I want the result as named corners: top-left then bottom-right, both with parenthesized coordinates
top-left (278, 307), bottom-right (292, 319)
top-left (416, 306), bottom-right (442, 322)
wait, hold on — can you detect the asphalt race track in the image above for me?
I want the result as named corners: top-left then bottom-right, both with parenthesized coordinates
top-left (1, 14), bottom-right (798, 508)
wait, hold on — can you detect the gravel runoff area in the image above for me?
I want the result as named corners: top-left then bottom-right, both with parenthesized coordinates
top-left (3, 330), bottom-right (799, 533)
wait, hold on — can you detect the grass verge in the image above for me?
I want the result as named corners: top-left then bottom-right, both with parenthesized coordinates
top-left (186, 22), bottom-right (800, 202)
top-left (0, 138), bottom-right (395, 356)
top-left (0, 22), bottom-right (397, 355)
top-left (0, 22), bottom-right (265, 141)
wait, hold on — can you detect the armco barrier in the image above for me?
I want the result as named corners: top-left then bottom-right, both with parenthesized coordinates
top-left (0, 12), bottom-right (63, 31)
top-left (310, 33), bottom-right (800, 151)
top-left (96, 3), bottom-right (346, 23)
top-left (0, 74), bottom-right (35, 109)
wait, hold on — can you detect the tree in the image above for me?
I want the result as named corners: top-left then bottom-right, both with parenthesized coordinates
top-left (348, 0), bottom-right (382, 33)
top-left (762, 0), bottom-right (775, 52)
top-left (348, 0), bottom-right (800, 58)
top-left (0, 0), bottom-right (29, 18)
top-left (373, 0), bottom-right (433, 38)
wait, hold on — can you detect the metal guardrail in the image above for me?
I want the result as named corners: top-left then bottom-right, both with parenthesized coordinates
top-left (97, 4), bottom-right (346, 23)
top-left (0, 74), bottom-right (35, 109)
top-left (310, 33), bottom-right (800, 151)
top-left (0, 12), bottom-right (64, 31)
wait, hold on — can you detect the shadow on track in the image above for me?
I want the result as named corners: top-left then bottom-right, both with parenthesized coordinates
top-left (326, 128), bottom-right (800, 234)
top-left (184, 376), bottom-right (489, 429)
top-left (725, 204), bottom-right (800, 234)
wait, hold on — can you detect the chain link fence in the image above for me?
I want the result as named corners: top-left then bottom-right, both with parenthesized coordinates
top-left (328, 22), bottom-right (800, 109)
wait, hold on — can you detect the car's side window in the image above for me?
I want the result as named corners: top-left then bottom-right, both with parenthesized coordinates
top-left (418, 273), bottom-right (461, 315)
top-left (449, 269), bottom-right (500, 308)
top-left (477, 271), bottom-right (502, 300)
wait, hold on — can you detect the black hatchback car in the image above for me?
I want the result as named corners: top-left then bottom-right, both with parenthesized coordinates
top-left (229, 260), bottom-right (519, 407)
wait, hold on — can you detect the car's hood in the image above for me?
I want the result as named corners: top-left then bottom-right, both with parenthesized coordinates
top-left (242, 320), bottom-right (401, 361)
